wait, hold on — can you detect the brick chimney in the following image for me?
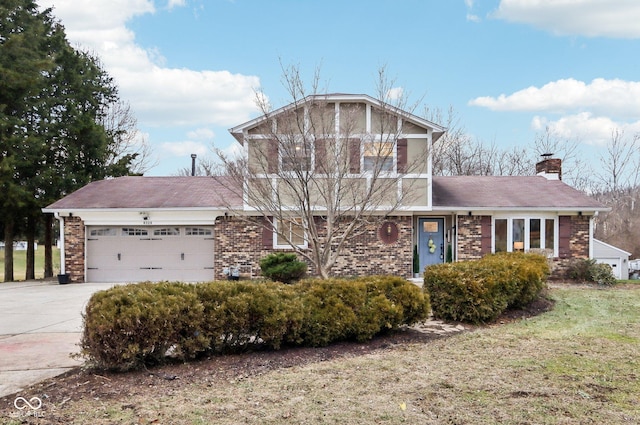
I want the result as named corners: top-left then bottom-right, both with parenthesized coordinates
top-left (536, 154), bottom-right (562, 181)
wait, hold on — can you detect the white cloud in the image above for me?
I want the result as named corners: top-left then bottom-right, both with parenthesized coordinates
top-left (531, 112), bottom-right (640, 146)
top-left (387, 87), bottom-right (404, 101)
top-left (160, 140), bottom-right (209, 157)
top-left (469, 78), bottom-right (640, 118)
top-left (466, 14), bottom-right (480, 23)
top-left (187, 128), bottom-right (216, 141)
top-left (493, 0), bottom-right (640, 38)
top-left (465, 0), bottom-right (480, 22)
top-left (39, 0), bottom-right (260, 128)
top-left (167, 0), bottom-right (186, 9)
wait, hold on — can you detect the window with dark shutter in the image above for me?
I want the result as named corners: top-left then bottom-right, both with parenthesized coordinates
top-left (558, 216), bottom-right (571, 258)
top-left (261, 217), bottom-right (273, 249)
top-left (314, 138), bottom-right (326, 173)
top-left (480, 216), bottom-right (492, 255)
top-left (348, 138), bottom-right (361, 173)
top-left (397, 138), bottom-right (408, 173)
top-left (267, 140), bottom-right (278, 174)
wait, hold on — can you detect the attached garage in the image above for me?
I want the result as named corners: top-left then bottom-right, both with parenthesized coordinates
top-left (86, 226), bottom-right (215, 282)
top-left (43, 176), bottom-right (242, 283)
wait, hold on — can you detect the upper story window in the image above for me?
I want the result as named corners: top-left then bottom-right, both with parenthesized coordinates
top-left (363, 141), bottom-right (394, 172)
top-left (281, 139), bottom-right (312, 173)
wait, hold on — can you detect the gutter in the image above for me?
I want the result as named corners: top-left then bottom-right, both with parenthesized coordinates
top-left (54, 212), bottom-right (65, 275)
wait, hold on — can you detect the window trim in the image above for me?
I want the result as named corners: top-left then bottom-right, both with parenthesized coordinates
top-left (362, 139), bottom-right (395, 173)
top-left (492, 215), bottom-right (557, 257)
top-left (274, 218), bottom-right (308, 249)
top-left (280, 138), bottom-right (313, 173)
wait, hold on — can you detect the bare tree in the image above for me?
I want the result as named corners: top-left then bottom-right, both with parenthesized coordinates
top-left (102, 100), bottom-right (156, 175)
top-left (175, 155), bottom-right (221, 176)
top-left (217, 65), bottom-right (434, 278)
top-left (426, 106), bottom-right (532, 177)
top-left (592, 130), bottom-right (640, 257)
top-left (532, 126), bottom-right (590, 190)
top-left (593, 129), bottom-right (639, 194)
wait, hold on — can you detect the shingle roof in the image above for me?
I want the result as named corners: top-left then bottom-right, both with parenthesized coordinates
top-left (432, 176), bottom-right (606, 210)
top-left (44, 176), bottom-right (242, 210)
top-left (44, 175), bottom-right (605, 212)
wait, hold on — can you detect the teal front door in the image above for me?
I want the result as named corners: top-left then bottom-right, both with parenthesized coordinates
top-left (418, 218), bottom-right (445, 273)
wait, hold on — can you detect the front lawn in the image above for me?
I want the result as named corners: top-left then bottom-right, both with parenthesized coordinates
top-left (0, 247), bottom-right (60, 282)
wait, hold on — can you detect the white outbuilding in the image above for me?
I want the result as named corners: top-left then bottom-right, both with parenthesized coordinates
top-left (592, 239), bottom-right (631, 280)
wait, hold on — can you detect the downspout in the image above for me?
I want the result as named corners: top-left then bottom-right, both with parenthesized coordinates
top-left (54, 212), bottom-right (65, 275)
top-left (589, 212), bottom-right (596, 259)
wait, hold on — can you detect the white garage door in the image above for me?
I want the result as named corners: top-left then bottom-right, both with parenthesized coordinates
top-left (86, 226), bottom-right (215, 283)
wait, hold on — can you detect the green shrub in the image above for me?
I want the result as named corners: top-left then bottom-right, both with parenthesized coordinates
top-left (81, 276), bottom-right (429, 370)
top-left (296, 278), bottom-right (364, 345)
top-left (568, 258), bottom-right (616, 285)
top-left (359, 275), bottom-right (431, 327)
top-left (195, 281), bottom-right (304, 353)
top-left (259, 253), bottom-right (307, 284)
top-left (80, 282), bottom-right (208, 371)
top-left (423, 253), bottom-right (549, 324)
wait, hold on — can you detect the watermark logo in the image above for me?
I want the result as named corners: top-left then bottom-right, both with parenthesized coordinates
top-left (12, 396), bottom-right (45, 418)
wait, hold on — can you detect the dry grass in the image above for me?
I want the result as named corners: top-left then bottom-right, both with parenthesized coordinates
top-left (3, 286), bottom-right (640, 424)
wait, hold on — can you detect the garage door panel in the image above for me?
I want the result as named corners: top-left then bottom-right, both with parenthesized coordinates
top-left (86, 226), bottom-right (215, 283)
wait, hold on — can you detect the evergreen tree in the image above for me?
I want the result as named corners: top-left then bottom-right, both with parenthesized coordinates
top-left (0, 0), bottom-right (137, 281)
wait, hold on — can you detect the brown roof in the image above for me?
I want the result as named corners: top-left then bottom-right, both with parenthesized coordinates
top-left (45, 175), bottom-right (605, 212)
top-left (44, 176), bottom-right (242, 210)
top-left (432, 176), bottom-right (606, 210)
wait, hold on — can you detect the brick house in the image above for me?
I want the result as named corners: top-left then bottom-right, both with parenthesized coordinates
top-left (44, 94), bottom-right (607, 283)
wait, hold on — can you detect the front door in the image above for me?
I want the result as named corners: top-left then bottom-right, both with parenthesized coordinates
top-left (418, 218), bottom-right (445, 273)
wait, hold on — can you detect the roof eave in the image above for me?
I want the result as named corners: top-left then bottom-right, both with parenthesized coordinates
top-left (227, 93), bottom-right (447, 143)
top-left (431, 206), bottom-right (611, 213)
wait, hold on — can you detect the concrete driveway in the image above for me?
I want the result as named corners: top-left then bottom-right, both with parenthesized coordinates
top-left (0, 280), bottom-right (117, 398)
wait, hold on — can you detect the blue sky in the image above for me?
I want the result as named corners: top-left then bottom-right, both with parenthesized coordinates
top-left (38, 0), bottom-right (640, 176)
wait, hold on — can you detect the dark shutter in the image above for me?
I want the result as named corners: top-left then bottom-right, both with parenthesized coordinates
top-left (558, 216), bottom-right (571, 258)
top-left (261, 216), bottom-right (273, 249)
top-left (480, 216), bottom-right (492, 255)
top-left (314, 138), bottom-right (326, 173)
top-left (348, 138), bottom-right (361, 173)
top-left (397, 138), bottom-right (408, 173)
top-left (267, 139), bottom-right (278, 174)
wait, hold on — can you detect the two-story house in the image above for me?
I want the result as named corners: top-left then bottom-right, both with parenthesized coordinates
top-left (44, 94), bottom-right (607, 283)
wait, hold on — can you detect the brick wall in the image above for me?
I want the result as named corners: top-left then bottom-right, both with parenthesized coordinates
top-left (213, 217), bottom-right (270, 280)
top-left (63, 216), bottom-right (85, 283)
top-left (455, 214), bottom-right (592, 280)
top-left (550, 215), bottom-right (591, 279)
top-left (456, 215), bottom-right (485, 261)
top-left (214, 216), bottom-right (414, 279)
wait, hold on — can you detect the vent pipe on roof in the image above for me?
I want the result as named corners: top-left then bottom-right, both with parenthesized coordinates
top-left (191, 154), bottom-right (197, 176)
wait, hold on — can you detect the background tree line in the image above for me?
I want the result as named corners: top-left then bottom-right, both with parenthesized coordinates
top-left (1, 0), bottom-right (150, 281)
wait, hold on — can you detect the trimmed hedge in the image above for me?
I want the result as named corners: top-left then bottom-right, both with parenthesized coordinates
top-left (80, 276), bottom-right (429, 371)
top-left (423, 252), bottom-right (549, 324)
